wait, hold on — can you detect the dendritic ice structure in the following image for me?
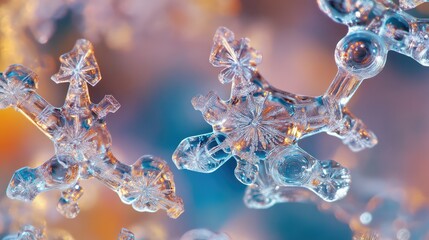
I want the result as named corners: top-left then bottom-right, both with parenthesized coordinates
top-left (318, 0), bottom-right (429, 67)
top-left (174, 0), bottom-right (429, 208)
top-left (118, 228), bottom-right (229, 240)
top-left (0, 39), bottom-right (183, 219)
top-left (173, 26), bottom-right (360, 208)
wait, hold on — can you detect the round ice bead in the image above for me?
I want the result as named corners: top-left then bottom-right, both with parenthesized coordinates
top-left (318, 0), bottom-right (359, 24)
top-left (41, 155), bottom-right (79, 186)
top-left (271, 153), bottom-right (311, 185)
top-left (335, 31), bottom-right (387, 79)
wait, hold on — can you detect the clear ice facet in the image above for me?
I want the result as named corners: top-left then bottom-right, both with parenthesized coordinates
top-left (51, 39), bottom-right (101, 86)
top-left (7, 167), bottom-right (44, 202)
top-left (1, 39), bottom-right (183, 219)
top-left (118, 155), bottom-right (184, 218)
top-left (173, 133), bottom-right (231, 173)
top-left (0, 65), bottom-right (38, 109)
top-left (173, 27), bottom-right (368, 208)
top-left (210, 27), bottom-right (261, 84)
top-left (318, 0), bottom-right (429, 67)
top-left (181, 9), bottom-right (429, 206)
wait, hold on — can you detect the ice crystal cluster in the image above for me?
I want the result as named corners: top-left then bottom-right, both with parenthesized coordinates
top-left (174, 0), bottom-right (429, 208)
top-left (0, 39), bottom-right (183, 219)
top-left (118, 228), bottom-right (229, 240)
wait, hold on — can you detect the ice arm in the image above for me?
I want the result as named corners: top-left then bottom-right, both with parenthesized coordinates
top-left (18, 93), bottom-right (63, 138)
top-left (52, 39), bottom-right (102, 114)
top-left (240, 145), bottom-right (351, 208)
top-left (192, 91), bottom-right (228, 125)
top-left (7, 155), bottom-right (79, 202)
top-left (243, 162), bottom-right (314, 209)
top-left (0, 65), bottom-right (63, 138)
top-left (298, 94), bottom-right (377, 152)
top-left (90, 151), bottom-right (184, 218)
top-left (173, 132), bottom-right (232, 173)
top-left (326, 107), bottom-right (377, 152)
top-left (325, 69), bottom-right (363, 106)
top-left (287, 69), bottom-right (365, 137)
top-left (268, 145), bottom-right (351, 202)
top-left (326, 29), bottom-right (387, 104)
top-left (91, 95), bottom-right (121, 119)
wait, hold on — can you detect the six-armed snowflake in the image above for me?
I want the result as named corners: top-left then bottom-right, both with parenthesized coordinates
top-left (0, 39), bottom-right (184, 219)
top-left (174, 0), bottom-right (429, 210)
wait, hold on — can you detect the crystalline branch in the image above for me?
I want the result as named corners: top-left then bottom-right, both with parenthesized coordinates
top-left (173, 26), bottom-right (361, 208)
top-left (318, 0), bottom-right (429, 67)
top-left (174, 0), bottom-right (429, 208)
top-left (0, 39), bottom-right (184, 219)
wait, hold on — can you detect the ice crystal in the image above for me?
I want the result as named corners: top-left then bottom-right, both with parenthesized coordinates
top-left (318, 0), bottom-right (429, 67)
top-left (173, 27), bottom-right (370, 208)
top-left (0, 39), bottom-right (183, 219)
top-left (175, 0), bottom-right (429, 208)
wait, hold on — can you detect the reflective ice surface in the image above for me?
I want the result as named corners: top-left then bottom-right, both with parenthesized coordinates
top-left (173, 27), bottom-right (369, 208)
top-left (318, 0), bottom-right (429, 67)
top-left (0, 39), bottom-right (183, 219)
top-left (175, 0), bottom-right (429, 209)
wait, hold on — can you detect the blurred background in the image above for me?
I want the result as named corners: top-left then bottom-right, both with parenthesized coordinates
top-left (0, 0), bottom-right (429, 239)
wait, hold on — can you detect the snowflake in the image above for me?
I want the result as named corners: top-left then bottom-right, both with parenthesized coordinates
top-left (174, 0), bottom-right (429, 209)
top-left (210, 27), bottom-right (261, 84)
top-left (0, 39), bottom-right (183, 219)
top-left (173, 26), bottom-right (376, 208)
